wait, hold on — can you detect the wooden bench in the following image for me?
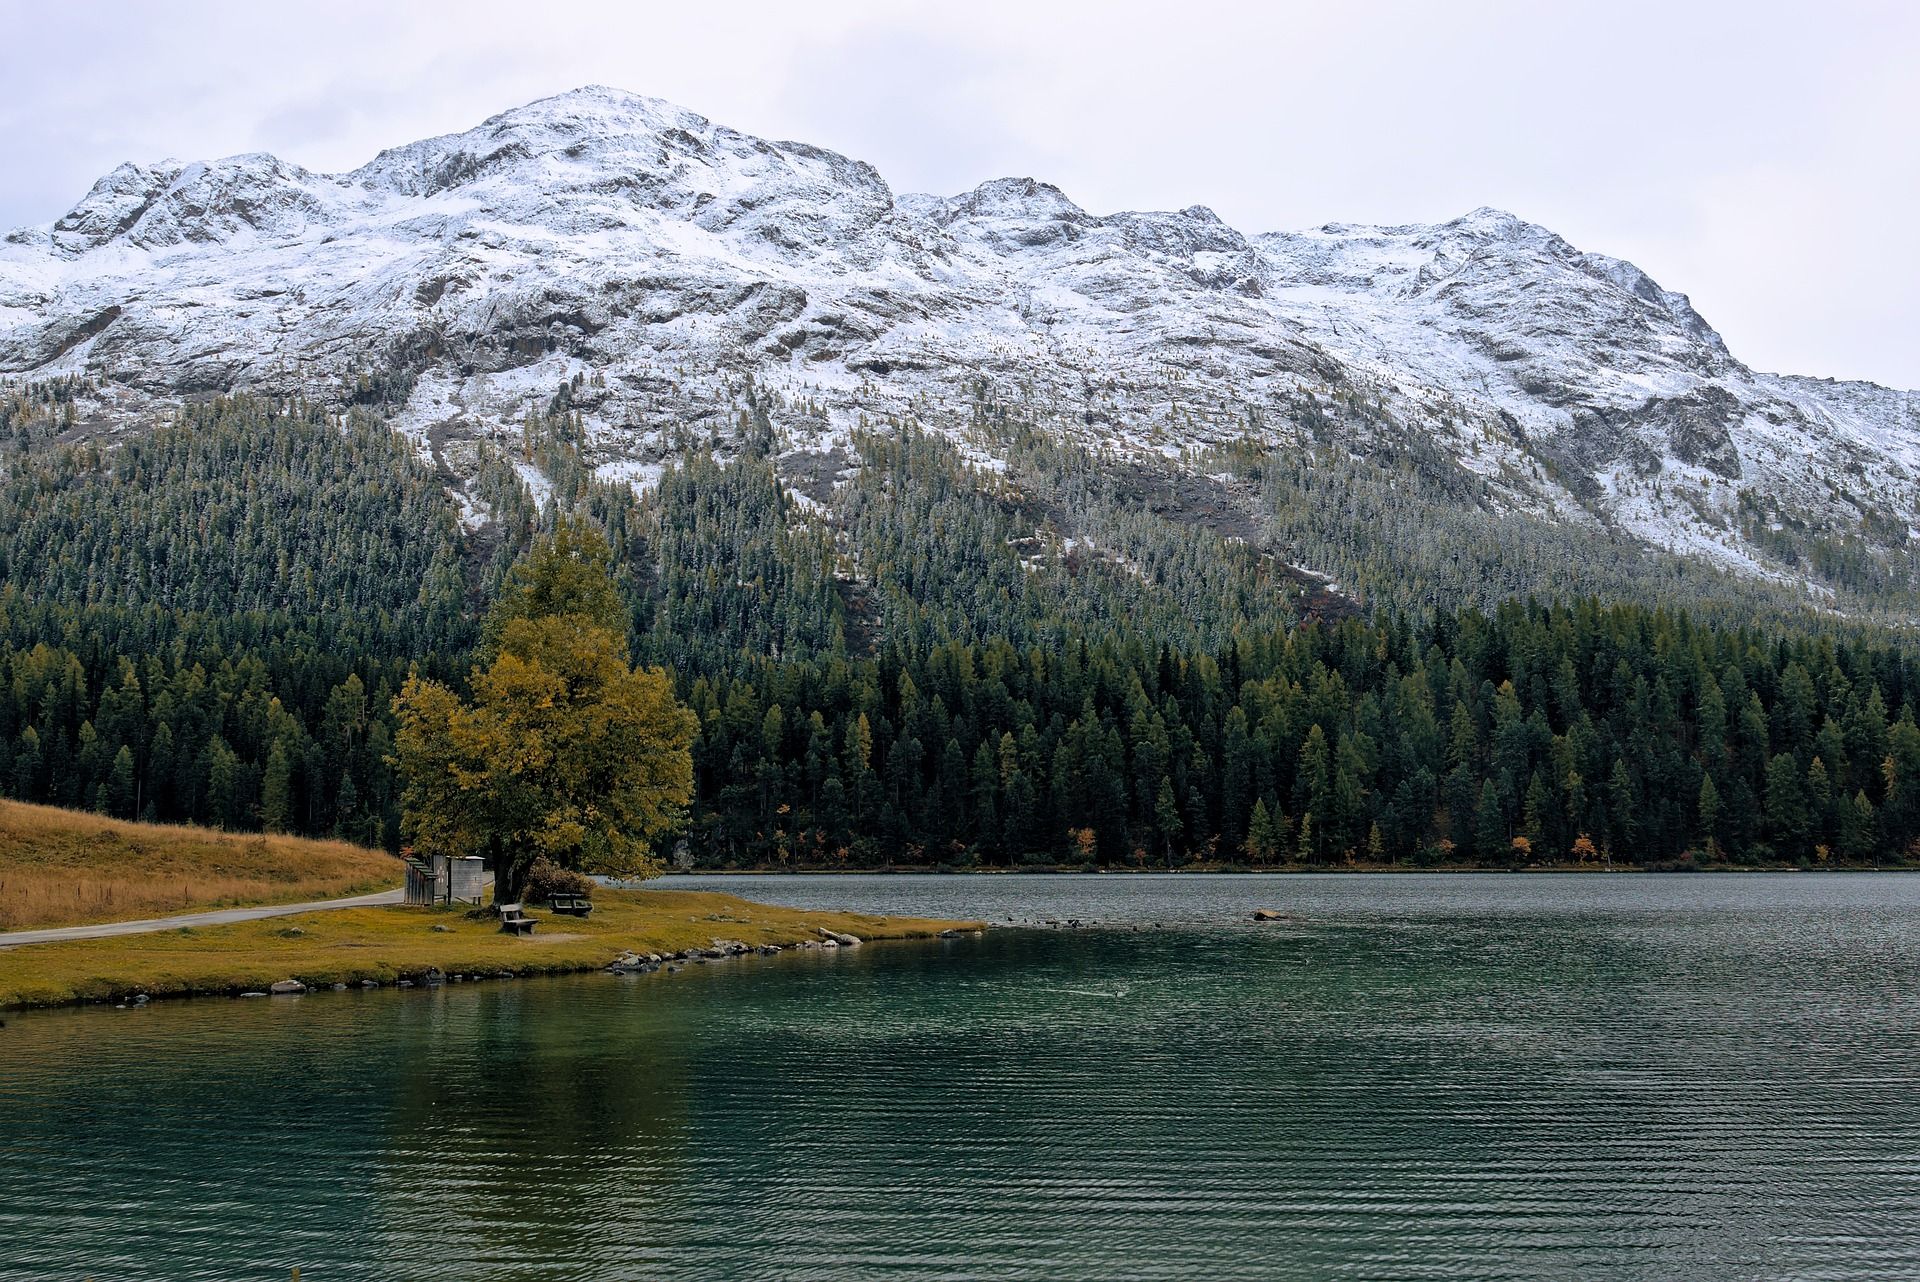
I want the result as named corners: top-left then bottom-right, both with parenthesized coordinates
top-left (498, 903), bottom-right (535, 935)
top-left (548, 894), bottom-right (594, 918)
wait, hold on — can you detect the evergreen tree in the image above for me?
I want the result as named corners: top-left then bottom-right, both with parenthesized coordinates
top-left (1764, 752), bottom-right (1810, 859)
top-left (1697, 773), bottom-right (1723, 854)
top-left (105, 745), bottom-right (136, 819)
top-left (261, 741), bottom-right (294, 834)
top-left (1246, 797), bottom-right (1280, 865)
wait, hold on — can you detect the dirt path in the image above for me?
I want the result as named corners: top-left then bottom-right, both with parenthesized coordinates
top-left (0, 887), bottom-right (406, 949)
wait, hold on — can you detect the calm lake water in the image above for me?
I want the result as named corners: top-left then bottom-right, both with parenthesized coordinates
top-left (4, 873), bottom-right (1920, 1280)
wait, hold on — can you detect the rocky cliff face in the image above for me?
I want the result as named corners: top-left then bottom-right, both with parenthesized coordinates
top-left (3, 85), bottom-right (1915, 604)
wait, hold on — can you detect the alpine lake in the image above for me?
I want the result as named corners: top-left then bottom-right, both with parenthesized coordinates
top-left (4, 872), bottom-right (1919, 1280)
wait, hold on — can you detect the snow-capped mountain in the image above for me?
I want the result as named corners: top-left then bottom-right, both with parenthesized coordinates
top-left (3, 85), bottom-right (1915, 603)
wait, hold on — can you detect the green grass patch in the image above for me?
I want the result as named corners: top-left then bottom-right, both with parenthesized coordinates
top-left (0, 887), bottom-right (980, 1008)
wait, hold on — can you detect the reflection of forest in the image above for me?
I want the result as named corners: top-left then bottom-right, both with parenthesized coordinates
top-left (11, 897), bottom-right (1920, 1281)
top-left (3, 975), bottom-right (699, 1276)
top-left (365, 976), bottom-right (696, 1269)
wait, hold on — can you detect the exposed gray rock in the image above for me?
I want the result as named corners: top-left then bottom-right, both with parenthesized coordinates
top-left (4, 86), bottom-right (1913, 602)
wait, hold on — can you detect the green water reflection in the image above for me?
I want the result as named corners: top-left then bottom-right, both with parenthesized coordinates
top-left (4, 874), bottom-right (1919, 1280)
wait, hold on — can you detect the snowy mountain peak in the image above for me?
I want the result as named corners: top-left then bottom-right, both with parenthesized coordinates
top-left (1448, 204), bottom-right (1533, 235)
top-left (38, 160), bottom-right (184, 252)
top-left (347, 84), bottom-right (714, 198)
top-left (0, 86), bottom-right (1914, 609)
top-left (950, 177), bottom-right (1085, 219)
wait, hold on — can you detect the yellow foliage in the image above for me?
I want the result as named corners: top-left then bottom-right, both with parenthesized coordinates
top-left (394, 524), bottom-right (698, 901)
top-left (395, 618), bottom-right (696, 893)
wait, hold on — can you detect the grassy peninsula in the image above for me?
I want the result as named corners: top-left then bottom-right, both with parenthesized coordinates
top-left (0, 887), bottom-right (978, 1009)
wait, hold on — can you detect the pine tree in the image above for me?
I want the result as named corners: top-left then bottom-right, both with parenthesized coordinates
top-left (1806, 756), bottom-right (1834, 852)
top-left (1764, 752), bottom-right (1809, 859)
top-left (1608, 759), bottom-right (1639, 856)
top-left (334, 773), bottom-right (360, 842)
top-left (206, 739), bottom-right (244, 831)
top-left (1245, 797), bottom-right (1279, 865)
top-left (106, 745), bottom-right (136, 820)
top-left (1697, 773), bottom-right (1723, 853)
top-left (261, 742), bottom-right (294, 833)
top-left (1220, 707), bottom-right (1253, 849)
top-left (1154, 776), bottom-right (1183, 868)
top-left (1474, 779), bottom-right (1505, 861)
top-left (1838, 789), bottom-right (1878, 864)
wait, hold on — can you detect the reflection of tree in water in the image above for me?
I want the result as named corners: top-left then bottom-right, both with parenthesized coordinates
top-left (365, 976), bottom-right (696, 1274)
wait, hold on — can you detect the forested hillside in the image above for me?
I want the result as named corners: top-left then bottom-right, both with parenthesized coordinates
top-left (2, 391), bottom-right (1915, 870)
top-left (680, 601), bottom-right (1920, 869)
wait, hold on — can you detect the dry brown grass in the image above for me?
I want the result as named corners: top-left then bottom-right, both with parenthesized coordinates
top-left (0, 800), bottom-right (400, 931)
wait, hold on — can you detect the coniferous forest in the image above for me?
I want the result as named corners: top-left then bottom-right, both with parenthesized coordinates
top-left (4, 385), bottom-right (1919, 871)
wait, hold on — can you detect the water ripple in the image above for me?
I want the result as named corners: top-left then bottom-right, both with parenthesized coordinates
top-left (5, 873), bottom-right (1920, 1279)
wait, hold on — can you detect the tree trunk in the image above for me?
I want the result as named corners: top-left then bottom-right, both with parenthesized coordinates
top-left (494, 858), bottom-right (531, 906)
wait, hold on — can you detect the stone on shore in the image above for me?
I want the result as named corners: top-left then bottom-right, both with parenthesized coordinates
top-left (818, 928), bottom-right (862, 947)
top-left (269, 979), bottom-right (306, 994)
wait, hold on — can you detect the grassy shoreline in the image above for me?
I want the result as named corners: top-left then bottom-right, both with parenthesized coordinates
top-left (0, 887), bottom-right (981, 1010)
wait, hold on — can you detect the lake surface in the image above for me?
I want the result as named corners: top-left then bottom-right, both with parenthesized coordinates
top-left (4, 872), bottom-right (1920, 1280)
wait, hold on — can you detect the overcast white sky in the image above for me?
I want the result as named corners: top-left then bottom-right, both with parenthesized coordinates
top-left (1, 0), bottom-right (1914, 387)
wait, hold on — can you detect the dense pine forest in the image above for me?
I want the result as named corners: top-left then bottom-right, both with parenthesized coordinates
top-left (3, 386), bottom-right (1917, 870)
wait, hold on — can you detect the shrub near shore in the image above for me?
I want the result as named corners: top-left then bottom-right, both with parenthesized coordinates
top-left (0, 888), bottom-right (978, 1009)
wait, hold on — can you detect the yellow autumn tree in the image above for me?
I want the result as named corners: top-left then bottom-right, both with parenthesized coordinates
top-left (393, 521), bottom-right (697, 904)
